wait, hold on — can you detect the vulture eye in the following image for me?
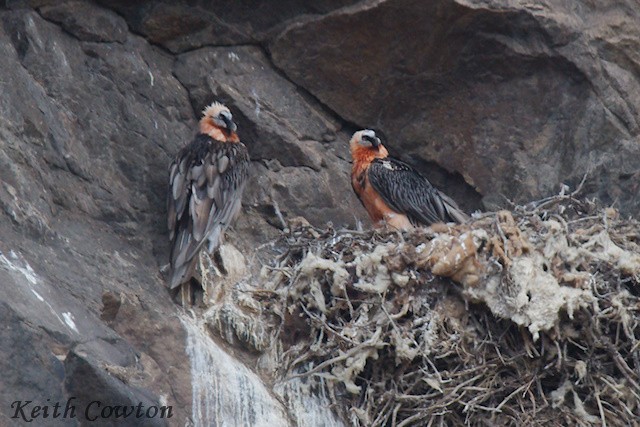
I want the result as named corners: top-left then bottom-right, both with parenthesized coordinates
top-left (359, 132), bottom-right (379, 147)
top-left (216, 111), bottom-right (237, 132)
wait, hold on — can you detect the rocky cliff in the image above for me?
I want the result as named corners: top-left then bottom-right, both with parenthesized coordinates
top-left (0, 1), bottom-right (638, 426)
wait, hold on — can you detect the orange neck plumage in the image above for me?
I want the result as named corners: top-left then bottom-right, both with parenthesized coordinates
top-left (199, 119), bottom-right (239, 143)
top-left (351, 143), bottom-right (389, 174)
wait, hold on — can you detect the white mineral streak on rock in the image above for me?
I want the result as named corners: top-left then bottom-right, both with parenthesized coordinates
top-left (180, 315), bottom-right (290, 427)
top-left (0, 251), bottom-right (80, 335)
top-left (274, 377), bottom-right (345, 427)
top-left (62, 312), bottom-right (78, 333)
top-left (1, 251), bottom-right (38, 284)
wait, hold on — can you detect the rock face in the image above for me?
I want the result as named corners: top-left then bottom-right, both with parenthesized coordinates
top-left (270, 0), bottom-right (640, 213)
top-left (0, 1), bottom-right (637, 426)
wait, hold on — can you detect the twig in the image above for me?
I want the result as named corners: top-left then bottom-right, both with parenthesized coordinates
top-left (595, 387), bottom-right (607, 427)
top-left (270, 195), bottom-right (288, 231)
top-left (494, 213), bottom-right (509, 258)
top-left (288, 329), bottom-right (384, 379)
top-left (494, 381), bottom-right (530, 412)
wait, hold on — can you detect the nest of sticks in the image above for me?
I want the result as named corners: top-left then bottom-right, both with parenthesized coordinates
top-left (249, 194), bottom-right (640, 426)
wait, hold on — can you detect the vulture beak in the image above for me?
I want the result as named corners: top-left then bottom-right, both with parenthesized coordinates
top-left (223, 115), bottom-right (237, 133)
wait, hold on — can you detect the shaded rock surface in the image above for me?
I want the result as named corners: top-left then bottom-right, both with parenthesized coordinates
top-left (0, 1), bottom-right (637, 426)
top-left (270, 0), bottom-right (640, 214)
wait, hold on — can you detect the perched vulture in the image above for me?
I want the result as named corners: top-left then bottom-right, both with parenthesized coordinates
top-left (349, 129), bottom-right (468, 230)
top-left (167, 102), bottom-right (249, 290)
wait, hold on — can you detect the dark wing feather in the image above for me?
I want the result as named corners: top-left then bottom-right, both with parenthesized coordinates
top-left (368, 157), bottom-right (468, 226)
top-left (167, 134), bottom-right (250, 288)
